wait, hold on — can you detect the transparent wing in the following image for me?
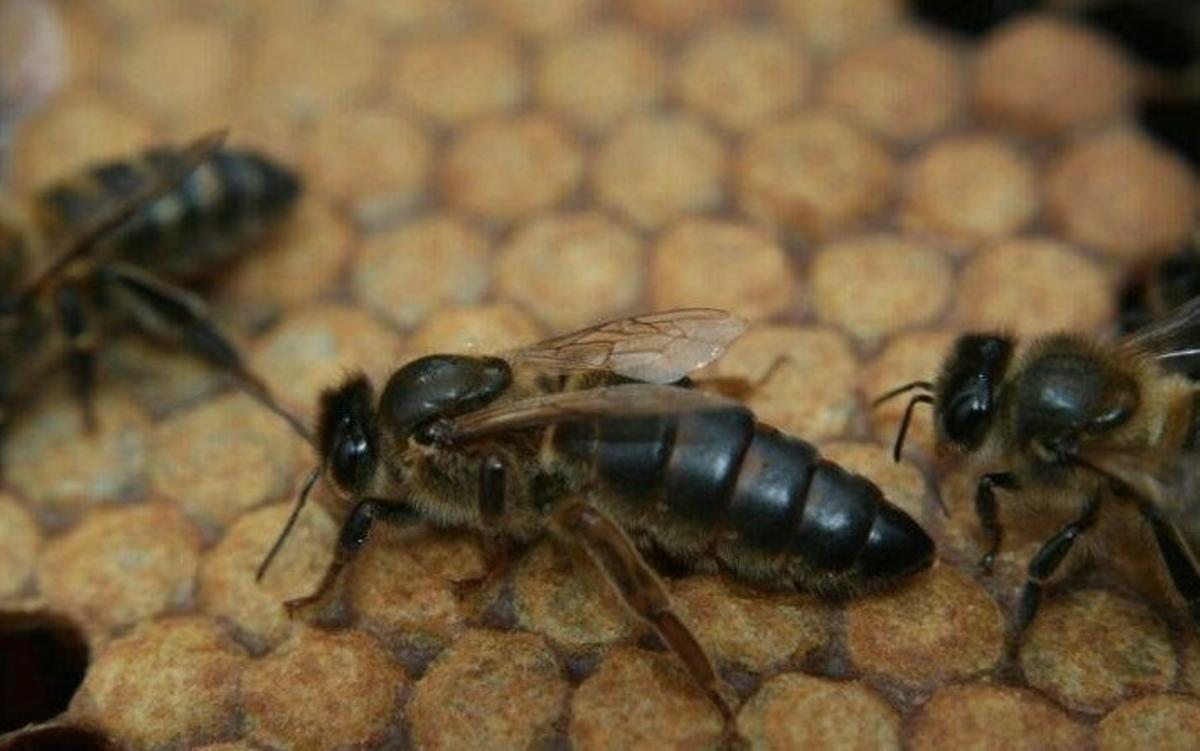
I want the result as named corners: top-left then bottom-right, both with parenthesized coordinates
top-left (1118, 293), bottom-right (1200, 374)
top-left (428, 382), bottom-right (745, 444)
top-left (505, 308), bottom-right (747, 384)
top-left (1076, 445), bottom-right (1200, 560)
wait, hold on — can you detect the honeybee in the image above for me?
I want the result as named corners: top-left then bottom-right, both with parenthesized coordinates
top-left (257, 308), bottom-right (935, 720)
top-left (0, 131), bottom-right (305, 434)
top-left (876, 296), bottom-right (1200, 645)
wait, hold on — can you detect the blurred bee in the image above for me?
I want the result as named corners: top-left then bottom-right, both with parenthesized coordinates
top-left (257, 308), bottom-right (935, 720)
top-left (876, 295), bottom-right (1200, 646)
top-left (0, 132), bottom-right (305, 434)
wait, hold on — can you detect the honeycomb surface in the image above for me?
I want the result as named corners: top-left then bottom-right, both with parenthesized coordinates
top-left (3, 0), bottom-right (1200, 748)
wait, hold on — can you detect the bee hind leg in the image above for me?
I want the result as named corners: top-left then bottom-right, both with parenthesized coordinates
top-left (97, 261), bottom-right (311, 440)
top-left (697, 353), bottom-right (794, 401)
top-left (1010, 494), bottom-right (1101, 655)
top-left (1140, 505), bottom-right (1200, 625)
top-left (53, 280), bottom-right (98, 432)
top-left (549, 500), bottom-right (739, 736)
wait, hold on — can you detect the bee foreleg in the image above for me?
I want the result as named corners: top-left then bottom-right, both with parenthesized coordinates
top-left (99, 262), bottom-right (310, 440)
top-left (53, 280), bottom-right (98, 432)
top-left (1140, 504), bottom-right (1200, 625)
top-left (976, 471), bottom-right (1019, 573)
top-left (1012, 493), bottom-right (1102, 645)
top-left (284, 497), bottom-right (418, 621)
top-left (549, 499), bottom-right (736, 725)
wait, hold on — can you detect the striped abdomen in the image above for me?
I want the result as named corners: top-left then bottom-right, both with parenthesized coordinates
top-left (36, 147), bottom-right (301, 281)
top-left (554, 408), bottom-right (934, 593)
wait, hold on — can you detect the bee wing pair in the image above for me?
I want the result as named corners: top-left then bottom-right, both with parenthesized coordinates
top-left (430, 309), bottom-right (748, 444)
top-left (1119, 292), bottom-right (1200, 372)
top-left (1105, 295), bottom-right (1200, 554)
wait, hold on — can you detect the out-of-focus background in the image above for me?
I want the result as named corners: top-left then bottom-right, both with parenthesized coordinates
top-left (3, 0), bottom-right (1200, 748)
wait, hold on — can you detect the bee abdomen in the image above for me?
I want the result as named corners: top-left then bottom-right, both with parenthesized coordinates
top-left (37, 147), bottom-right (301, 280)
top-left (556, 410), bottom-right (933, 587)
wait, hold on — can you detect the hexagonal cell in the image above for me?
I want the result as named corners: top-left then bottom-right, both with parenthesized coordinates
top-left (650, 219), bottom-right (794, 322)
top-left (737, 673), bottom-right (903, 749)
top-left (74, 616), bottom-right (249, 749)
top-left (593, 114), bottom-right (726, 230)
top-left (240, 627), bottom-right (404, 750)
top-left (1020, 589), bottom-right (1176, 715)
top-left (820, 28), bottom-right (965, 145)
top-left (908, 683), bottom-right (1091, 751)
top-left (737, 113), bottom-right (895, 241)
top-left (37, 502), bottom-right (201, 636)
top-left (973, 15), bottom-right (1136, 137)
top-left (847, 564), bottom-right (1004, 690)
top-left (570, 646), bottom-right (726, 750)
top-left (407, 629), bottom-right (567, 749)
top-left (537, 24), bottom-right (664, 133)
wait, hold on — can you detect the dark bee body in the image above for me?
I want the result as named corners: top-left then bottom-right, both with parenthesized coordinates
top-left (362, 360), bottom-right (932, 595)
top-left (552, 401), bottom-right (929, 593)
top-left (264, 310), bottom-right (934, 724)
top-left (879, 300), bottom-right (1200, 648)
top-left (31, 147), bottom-right (300, 281)
top-left (0, 132), bottom-right (305, 435)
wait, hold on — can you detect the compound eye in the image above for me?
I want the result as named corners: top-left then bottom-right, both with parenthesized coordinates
top-left (329, 429), bottom-right (372, 494)
top-left (943, 389), bottom-right (991, 450)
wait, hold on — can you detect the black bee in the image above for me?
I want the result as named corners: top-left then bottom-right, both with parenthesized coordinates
top-left (877, 294), bottom-right (1200, 648)
top-left (258, 308), bottom-right (935, 720)
top-left (0, 131), bottom-right (304, 434)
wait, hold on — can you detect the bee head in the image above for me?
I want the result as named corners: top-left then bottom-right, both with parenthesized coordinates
top-left (935, 334), bottom-right (1014, 453)
top-left (316, 373), bottom-right (379, 497)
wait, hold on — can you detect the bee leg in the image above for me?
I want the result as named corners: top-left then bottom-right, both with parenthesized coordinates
top-left (98, 261), bottom-right (310, 440)
top-left (550, 500), bottom-right (738, 730)
top-left (1011, 494), bottom-right (1102, 649)
top-left (53, 281), bottom-right (98, 432)
top-left (1140, 504), bottom-right (1200, 625)
top-left (975, 472), bottom-right (1019, 573)
top-left (698, 353), bottom-right (793, 400)
top-left (284, 497), bottom-right (418, 621)
top-left (452, 454), bottom-right (512, 597)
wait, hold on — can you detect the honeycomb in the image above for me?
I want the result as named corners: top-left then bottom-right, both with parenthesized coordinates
top-left (3, 0), bottom-right (1200, 748)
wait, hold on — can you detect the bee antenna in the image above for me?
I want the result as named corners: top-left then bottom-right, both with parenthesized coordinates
top-left (891, 394), bottom-right (935, 463)
top-left (256, 464), bottom-right (321, 582)
top-left (872, 380), bottom-right (934, 408)
top-left (236, 367), bottom-right (314, 445)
